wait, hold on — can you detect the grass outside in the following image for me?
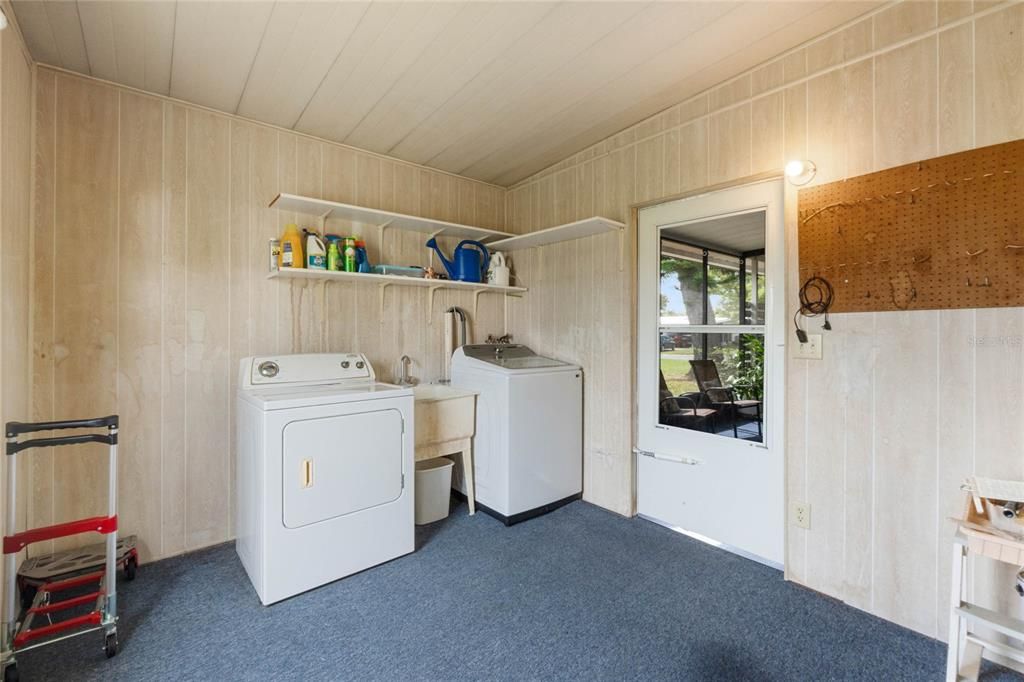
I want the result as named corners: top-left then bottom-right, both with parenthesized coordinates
top-left (660, 348), bottom-right (698, 395)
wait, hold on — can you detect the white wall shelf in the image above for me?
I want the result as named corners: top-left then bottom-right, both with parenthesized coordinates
top-left (269, 193), bottom-right (514, 242)
top-left (488, 216), bottom-right (624, 251)
top-left (267, 267), bottom-right (523, 293)
top-left (267, 267), bottom-right (526, 319)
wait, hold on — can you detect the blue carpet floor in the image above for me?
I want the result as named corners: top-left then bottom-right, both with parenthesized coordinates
top-left (13, 501), bottom-right (1023, 680)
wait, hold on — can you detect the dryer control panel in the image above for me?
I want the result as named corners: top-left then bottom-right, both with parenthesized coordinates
top-left (239, 353), bottom-right (374, 389)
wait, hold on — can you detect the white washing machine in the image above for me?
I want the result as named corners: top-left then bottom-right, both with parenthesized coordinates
top-left (451, 344), bottom-right (582, 525)
top-left (235, 353), bottom-right (414, 605)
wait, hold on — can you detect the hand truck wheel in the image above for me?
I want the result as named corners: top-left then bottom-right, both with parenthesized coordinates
top-left (104, 632), bottom-right (119, 658)
top-left (3, 664), bottom-right (18, 682)
top-left (124, 555), bottom-right (137, 581)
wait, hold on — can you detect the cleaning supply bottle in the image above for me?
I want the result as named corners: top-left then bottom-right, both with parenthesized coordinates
top-left (343, 237), bottom-right (358, 273)
top-left (306, 232), bottom-right (327, 270)
top-left (355, 239), bottom-right (371, 273)
top-left (278, 224), bottom-right (303, 268)
top-left (327, 240), bottom-right (341, 271)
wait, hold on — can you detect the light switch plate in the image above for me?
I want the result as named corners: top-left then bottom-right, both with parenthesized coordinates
top-left (793, 333), bottom-right (823, 360)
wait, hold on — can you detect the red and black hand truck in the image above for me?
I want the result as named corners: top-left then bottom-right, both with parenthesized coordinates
top-left (1, 415), bottom-right (136, 682)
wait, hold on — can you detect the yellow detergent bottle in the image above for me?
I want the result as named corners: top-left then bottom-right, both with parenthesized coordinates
top-left (278, 224), bottom-right (304, 268)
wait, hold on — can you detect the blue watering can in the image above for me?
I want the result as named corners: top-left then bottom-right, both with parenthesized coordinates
top-left (425, 238), bottom-right (490, 283)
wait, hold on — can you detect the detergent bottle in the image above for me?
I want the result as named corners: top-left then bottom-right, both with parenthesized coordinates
top-left (327, 241), bottom-right (341, 271)
top-left (355, 239), bottom-right (371, 273)
top-left (278, 224), bottom-right (303, 268)
top-left (306, 231), bottom-right (327, 270)
top-left (343, 237), bottom-right (358, 272)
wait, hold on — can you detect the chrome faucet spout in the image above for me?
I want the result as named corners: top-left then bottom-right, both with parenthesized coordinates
top-left (397, 354), bottom-right (415, 386)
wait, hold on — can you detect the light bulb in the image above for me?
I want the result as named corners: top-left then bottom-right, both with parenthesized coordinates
top-left (0, 9), bottom-right (8, 31)
top-left (784, 159), bottom-right (816, 185)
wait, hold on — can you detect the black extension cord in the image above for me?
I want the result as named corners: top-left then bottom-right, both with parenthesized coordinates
top-left (794, 275), bottom-right (834, 342)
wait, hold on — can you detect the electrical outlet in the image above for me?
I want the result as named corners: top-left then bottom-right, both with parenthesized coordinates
top-left (792, 502), bottom-right (811, 529)
top-left (793, 333), bottom-right (823, 360)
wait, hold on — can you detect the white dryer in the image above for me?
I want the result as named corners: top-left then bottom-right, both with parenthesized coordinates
top-left (235, 353), bottom-right (413, 605)
top-left (451, 345), bottom-right (582, 525)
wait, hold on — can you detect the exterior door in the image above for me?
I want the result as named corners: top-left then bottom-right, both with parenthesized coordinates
top-left (636, 179), bottom-right (785, 566)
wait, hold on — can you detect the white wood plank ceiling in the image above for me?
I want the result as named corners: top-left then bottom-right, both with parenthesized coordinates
top-left (11, 0), bottom-right (877, 186)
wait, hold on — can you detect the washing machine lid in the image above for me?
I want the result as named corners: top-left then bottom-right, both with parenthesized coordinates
top-left (453, 345), bottom-right (579, 373)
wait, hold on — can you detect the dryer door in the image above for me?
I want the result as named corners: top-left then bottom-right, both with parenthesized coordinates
top-left (282, 408), bottom-right (404, 528)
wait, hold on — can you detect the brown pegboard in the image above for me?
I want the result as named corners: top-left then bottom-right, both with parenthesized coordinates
top-left (797, 140), bottom-right (1024, 313)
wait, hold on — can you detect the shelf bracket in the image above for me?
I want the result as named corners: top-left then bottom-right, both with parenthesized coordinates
top-left (426, 285), bottom-right (444, 325)
top-left (377, 219), bottom-right (395, 249)
top-left (318, 209), bottom-right (330, 234)
top-left (475, 288), bottom-right (499, 317)
top-left (317, 280), bottom-right (328, 350)
top-left (378, 282), bottom-right (393, 320)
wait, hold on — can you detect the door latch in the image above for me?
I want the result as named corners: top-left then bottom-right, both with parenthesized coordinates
top-left (301, 459), bottom-right (313, 488)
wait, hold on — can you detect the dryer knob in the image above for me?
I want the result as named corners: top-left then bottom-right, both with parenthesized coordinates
top-left (258, 361), bottom-right (279, 378)
top-left (341, 361), bottom-right (351, 369)
top-left (355, 361), bottom-right (365, 369)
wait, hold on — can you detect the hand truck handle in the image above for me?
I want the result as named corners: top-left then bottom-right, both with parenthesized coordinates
top-left (7, 433), bottom-right (117, 455)
top-left (6, 415), bottom-right (118, 436)
top-left (6, 416), bottom-right (119, 455)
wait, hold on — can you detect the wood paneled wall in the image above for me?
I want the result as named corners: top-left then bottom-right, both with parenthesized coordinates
top-left (506, 0), bottom-right (1024, 644)
top-left (0, 7), bottom-right (35, 601)
top-left (30, 67), bottom-right (507, 562)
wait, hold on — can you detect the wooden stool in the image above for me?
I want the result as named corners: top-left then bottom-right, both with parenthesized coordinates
top-left (947, 530), bottom-right (1024, 680)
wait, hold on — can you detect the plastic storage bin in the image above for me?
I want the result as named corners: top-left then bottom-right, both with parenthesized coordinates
top-left (415, 457), bottom-right (454, 525)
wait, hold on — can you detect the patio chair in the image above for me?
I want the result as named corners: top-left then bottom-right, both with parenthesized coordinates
top-left (689, 359), bottom-right (762, 439)
top-left (658, 371), bottom-right (717, 433)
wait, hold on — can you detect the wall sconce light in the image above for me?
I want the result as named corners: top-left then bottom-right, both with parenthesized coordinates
top-left (785, 159), bottom-right (816, 186)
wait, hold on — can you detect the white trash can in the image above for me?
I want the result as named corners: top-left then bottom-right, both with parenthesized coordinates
top-left (415, 457), bottom-right (455, 525)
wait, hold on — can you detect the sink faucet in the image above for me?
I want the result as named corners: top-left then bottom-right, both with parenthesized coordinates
top-left (397, 355), bottom-right (417, 386)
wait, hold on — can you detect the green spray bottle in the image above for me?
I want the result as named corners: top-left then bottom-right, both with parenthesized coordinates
top-left (327, 240), bottom-right (341, 271)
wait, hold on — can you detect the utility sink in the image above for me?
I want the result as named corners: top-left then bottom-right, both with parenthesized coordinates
top-left (412, 383), bottom-right (478, 515)
top-left (412, 384), bottom-right (477, 403)
top-left (412, 384), bottom-right (477, 450)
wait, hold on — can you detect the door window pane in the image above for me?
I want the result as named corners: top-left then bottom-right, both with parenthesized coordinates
top-left (659, 332), bottom-right (764, 442)
top-left (658, 221), bottom-right (766, 443)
